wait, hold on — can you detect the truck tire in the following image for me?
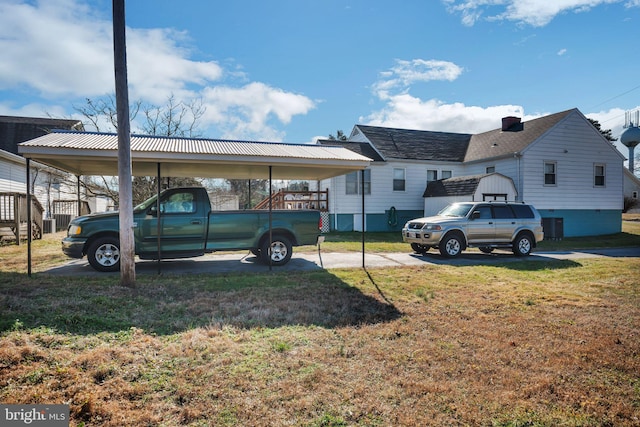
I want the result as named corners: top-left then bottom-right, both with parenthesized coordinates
top-left (479, 246), bottom-right (494, 254)
top-left (260, 235), bottom-right (292, 266)
top-left (513, 233), bottom-right (533, 257)
top-left (439, 233), bottom-right (463, 258)
top-left (87, 236), bottom-right (121, 272)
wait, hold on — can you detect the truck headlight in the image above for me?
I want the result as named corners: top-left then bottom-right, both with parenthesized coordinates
top-left (424, 224), bottom-right (442, 231)
top-left (68, 225), bottom-right (82, 236)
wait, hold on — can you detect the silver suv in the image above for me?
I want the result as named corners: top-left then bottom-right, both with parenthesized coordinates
top-left (402, 202), bottom-right (544, 258)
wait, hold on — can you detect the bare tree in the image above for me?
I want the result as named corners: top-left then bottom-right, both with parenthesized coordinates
top-left (73, 94), bottom-right (206, 202)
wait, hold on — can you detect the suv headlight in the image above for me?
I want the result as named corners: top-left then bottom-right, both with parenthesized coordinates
top-left (424, 224), bottom-right (442, 231)
top-left (68, 225), bottom-right (82, 236)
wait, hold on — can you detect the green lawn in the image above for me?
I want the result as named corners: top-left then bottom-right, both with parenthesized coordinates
top-left (0, 219), bottom-right (638, 426)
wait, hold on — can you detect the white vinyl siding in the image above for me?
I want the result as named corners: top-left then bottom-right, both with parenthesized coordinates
top-left (520, 111), bottom-right (624, 210)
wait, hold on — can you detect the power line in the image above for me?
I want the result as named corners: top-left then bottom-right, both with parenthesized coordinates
top-left (590, 84), bottom-right (640, 109)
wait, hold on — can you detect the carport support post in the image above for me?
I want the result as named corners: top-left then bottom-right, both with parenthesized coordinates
top-left (156, 163), bottom-right (162, 275)
top-left (268, 166), bottom-right (273, 271)
top-left (26, 158), bottom-right (32, 277)
top-left (76, 175), bottom-right (81, 216)
top-left (361, 169), bottom-right (365, 268)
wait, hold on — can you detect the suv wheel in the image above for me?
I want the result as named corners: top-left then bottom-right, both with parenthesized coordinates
top-left (513, 234), bottom-right (533, 257)
top-left (439, 233), bottom-right (463, 258)
top-left (411, 243), bottom-right (430, 254)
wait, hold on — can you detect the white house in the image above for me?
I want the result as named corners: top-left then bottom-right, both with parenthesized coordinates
top-left (0, 116), bottom-right (105, 234)
top-left (317, 108), bottom-right (627, 237)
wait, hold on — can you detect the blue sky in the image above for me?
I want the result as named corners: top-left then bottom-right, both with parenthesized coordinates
top-left (1, 0), bottom-right (639, 161)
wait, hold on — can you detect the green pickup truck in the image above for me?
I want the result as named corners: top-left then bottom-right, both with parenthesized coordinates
top-left (62, 187), bottom-right (323, 272)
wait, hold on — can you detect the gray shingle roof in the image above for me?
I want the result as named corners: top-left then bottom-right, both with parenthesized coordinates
top-left (423, 174), bottom-right (486, 197)
top-left (342, 109), bottom-right (579, 164)
top-left (353, 125), bottom-right (472, 162)
top-left (464, 109), bottom-right (575, 162)
top-left (317, 139), bottom-right (385, 162)
top-left (0, 115), bottom-right (83, 155)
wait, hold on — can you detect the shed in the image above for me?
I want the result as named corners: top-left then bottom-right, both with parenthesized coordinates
top-left (422, 173), bottom-right (517, 216)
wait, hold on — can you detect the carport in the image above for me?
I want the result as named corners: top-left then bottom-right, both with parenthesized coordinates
top-left (18, 130), bottom-right (372, 275)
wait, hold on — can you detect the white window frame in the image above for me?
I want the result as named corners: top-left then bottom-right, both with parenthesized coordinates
top-left (441, 170), bottom-right (452, 179)
top-left (393, 168), bottom-right (406, 192)
top-left (426, 169), bottom-right (438, 184)
top-left (594, 163), bottom-right (606, 187)
top-left (345, 169), bottom-right (371, 195)
top-left (544, 161), bottom-right (557, 186)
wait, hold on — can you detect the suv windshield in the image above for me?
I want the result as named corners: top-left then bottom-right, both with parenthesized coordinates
top-left (438, 203), bottom-right (473, 217)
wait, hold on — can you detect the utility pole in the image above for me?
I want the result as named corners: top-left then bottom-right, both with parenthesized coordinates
top-left (113, 0), bottom-right (135, 286)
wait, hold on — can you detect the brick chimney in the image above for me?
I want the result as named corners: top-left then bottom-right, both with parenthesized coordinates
top-left (502, 116), bottom-right (522, 131)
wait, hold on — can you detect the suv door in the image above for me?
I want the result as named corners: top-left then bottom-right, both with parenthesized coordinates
top-left (491, 205), bottom-right (517, 242)
top-left (466, 205), bottom-right (495, 243)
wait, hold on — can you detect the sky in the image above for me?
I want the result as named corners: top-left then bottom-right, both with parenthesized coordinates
top-left (1, 0), bottom-right (639, 163)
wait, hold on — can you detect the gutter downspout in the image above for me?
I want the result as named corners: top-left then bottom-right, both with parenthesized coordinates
top-left (514, 152), bottom-right (523, 201)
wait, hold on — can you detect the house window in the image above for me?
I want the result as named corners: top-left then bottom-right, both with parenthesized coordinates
top-left (393, 168), bottom-right (406, 191)
top-left (426, 169), bottom-right (438, 184)
top-left (345, 169), bottom-right (371, 195)
top-left (594, 164), bottom-right (605, 187)
top-left (633, 191), bottom-right (638, 199)
top-left (486, 166), bottom-right (495, 173)
top-left (441, 170), bottom-right (452, 179)
top-left (544, 161), bottom-right (557, 186)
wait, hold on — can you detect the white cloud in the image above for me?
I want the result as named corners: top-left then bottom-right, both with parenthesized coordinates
top-left (365, 58), bottom-right (533, 133)
top-left (557, 48), bottom-right (568, 56)
top-left (361, 93), bottom-right (531, 133)
top-left (443, 0), bottom-right (633, 27)
top-left (0, 0), bottom-right (315, 141)
top-left (373, 59), bottom-right (464, 99)
top-left (202, 82), bottom-right (316, 141)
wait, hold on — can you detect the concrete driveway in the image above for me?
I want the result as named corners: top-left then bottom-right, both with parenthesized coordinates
top-left (42, 246), bottom-right (640, 276)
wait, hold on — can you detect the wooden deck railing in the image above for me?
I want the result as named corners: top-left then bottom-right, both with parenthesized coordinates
top-left (0, 192), bottom-right (44, 243)
top-left (254, 189), bottom-right (329, 211)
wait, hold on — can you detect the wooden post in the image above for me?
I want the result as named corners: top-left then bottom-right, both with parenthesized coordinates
top-left (113, 0), bottom-right (135, 286)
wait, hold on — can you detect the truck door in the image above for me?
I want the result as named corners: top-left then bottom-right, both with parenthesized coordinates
top-left (137, 189), bottom-right (207, 256)
top-left (466, 205), bottom-right (495, 243)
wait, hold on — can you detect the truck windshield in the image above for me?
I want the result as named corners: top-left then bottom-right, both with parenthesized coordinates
top-left (438, 203), bottom-right (473, 217)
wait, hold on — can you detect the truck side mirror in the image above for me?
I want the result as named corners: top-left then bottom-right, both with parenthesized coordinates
top-left (148, 205), bottom-right (158, 217)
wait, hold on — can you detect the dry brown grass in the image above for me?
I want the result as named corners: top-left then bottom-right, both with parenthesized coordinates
top-left (0, 256), bottom-right (639, 426)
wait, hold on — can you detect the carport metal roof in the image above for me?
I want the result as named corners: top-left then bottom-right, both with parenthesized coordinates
top-left (17, 130), bottom-right (371, 179)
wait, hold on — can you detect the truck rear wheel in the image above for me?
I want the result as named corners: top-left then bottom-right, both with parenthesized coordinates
top-left (260, 236), bottom-right (292, 266)
top-left (87, 236), bottom-right (121, 272)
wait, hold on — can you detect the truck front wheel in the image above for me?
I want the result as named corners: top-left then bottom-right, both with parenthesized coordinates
top-left (87, 236), bottom-right (121, 272)
top-left (260, 236), bottom-right (292, 266)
